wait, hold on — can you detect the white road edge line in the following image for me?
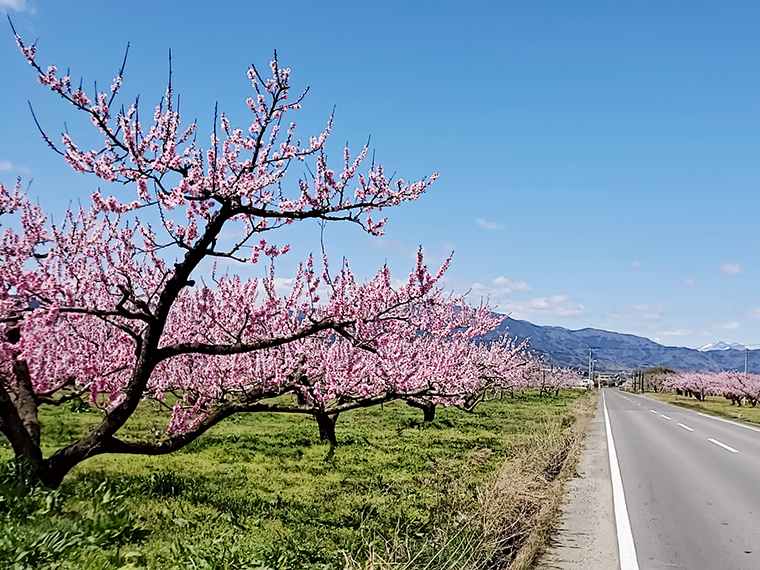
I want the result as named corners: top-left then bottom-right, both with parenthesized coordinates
top-left (677, 423), bottom-right (693, 431)
top-left (707, 438), bottom-right (739, 453)
top-left (661, 415), bottom-right (671, 420)
top-left (603, 391), bottom-right (640, 570)
top-left (695, 411), bottom-right (760, 434)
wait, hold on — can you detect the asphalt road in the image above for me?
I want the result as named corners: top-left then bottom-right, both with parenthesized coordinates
top-left (604, 388), bottom-right (760, 570)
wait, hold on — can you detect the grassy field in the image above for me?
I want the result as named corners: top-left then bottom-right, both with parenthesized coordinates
top-left (647, 391), bottom-right (760, 425)
top-left (0, 390), bottom-right (595, 570)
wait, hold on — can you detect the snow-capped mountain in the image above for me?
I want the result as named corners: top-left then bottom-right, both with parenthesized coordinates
top-left (698, 341), bottom-right (747, 352)
top-left (482, 316), bottom-right (758, 372)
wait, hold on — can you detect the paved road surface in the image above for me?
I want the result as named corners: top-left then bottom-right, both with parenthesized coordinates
top-left (604, 388), bottom-right (760, 570)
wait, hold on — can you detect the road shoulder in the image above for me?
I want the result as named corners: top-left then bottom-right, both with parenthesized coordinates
top-left (534, 393), bottom-right (619, 570)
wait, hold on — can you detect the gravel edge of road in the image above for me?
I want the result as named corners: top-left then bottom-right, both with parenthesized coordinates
top-left (533, 392), bottom-right (619, 570)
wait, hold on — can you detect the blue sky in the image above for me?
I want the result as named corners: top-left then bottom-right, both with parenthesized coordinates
top-left (2, 1), bottom-right (760, 349)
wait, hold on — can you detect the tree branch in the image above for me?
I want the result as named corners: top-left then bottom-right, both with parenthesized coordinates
top-left (155, 318), bottom-right (347, 362)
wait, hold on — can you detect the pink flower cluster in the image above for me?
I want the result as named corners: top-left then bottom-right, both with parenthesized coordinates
top-left (663, 370), bottom-right (760, 405)
top-left (0, 36), bottom-right (553, 482)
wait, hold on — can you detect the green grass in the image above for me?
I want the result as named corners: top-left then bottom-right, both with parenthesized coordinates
top-left (647, 391), bottom-right (760, 425)
top-left (0, 391), bottom-right (590, 570)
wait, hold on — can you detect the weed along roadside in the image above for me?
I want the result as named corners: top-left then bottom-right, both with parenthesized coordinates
top-left (533, 392), bottom-right (618, 570)
top-left (503, 390), bottom-right (598, 570)
top-left (0, 390), bottom-right (595, 569)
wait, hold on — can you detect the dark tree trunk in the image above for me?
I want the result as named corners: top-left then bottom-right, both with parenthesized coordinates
top-left (0, 355), bottom-right (45, 484)
top-left (315, 411), bottom-right (338, 446)
top-left (12, 360), bottom-right (41, 448)
top-left (406, 399), bottom-right (436, 422)
top-left (0, 331), bottom-right (43, 476)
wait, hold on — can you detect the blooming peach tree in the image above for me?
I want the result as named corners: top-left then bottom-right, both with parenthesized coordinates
top-left (0, 33), bottom-right (513, 487)
top-left (663, 370), bottom-right (760, 406)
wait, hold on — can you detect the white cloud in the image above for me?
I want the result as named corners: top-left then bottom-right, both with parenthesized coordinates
top-left (656, 328), bottom-right (691, 337)
top-left (611, 303), bottom-right (666, 321)
top-left (499, 295), bottom-right (585, 318)
top-left (370, 240), bottom-right (456, 268)
top-left (0, 160), bottom-right (13, 172)
top-left (716, 321), bottom-right (741, 330)
top-left (720, 262), bottom-right (742, 275)
top-left (632, 261), bottom-right (642, 270)
top-left (0, 0), bottom-right (28, 13)
top-left (371, 238), bottom-right (414, 257)
top-left (491, 275), bottom-right (531, 292)
top-left (682, 279), bottom-right (696, 287)
top-left (476, 218), bottom-right (505, 230)
top-left (471, 276), bottom-right (531, 300)
top-left (751, 308), bottom-right (760, 319)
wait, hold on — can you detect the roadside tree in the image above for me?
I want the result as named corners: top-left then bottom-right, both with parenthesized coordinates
top-left (0, 34), bottom-right (500, 487)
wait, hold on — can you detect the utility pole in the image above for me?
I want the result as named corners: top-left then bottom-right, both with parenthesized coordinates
top-left (746, 347), bottom-right (749, 377)
top-left (589, 348), bottom-right (593, 388)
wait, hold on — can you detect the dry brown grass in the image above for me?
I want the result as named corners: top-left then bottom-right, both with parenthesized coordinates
top-left (342, 391), bottom-right (599, 570)
top-left (483, 392), bottom-right (596, 570)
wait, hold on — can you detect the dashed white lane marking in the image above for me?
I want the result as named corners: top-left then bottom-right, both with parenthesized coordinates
top-left (603, 392), bottom-right (640, 570)
top-left (708, 438), bottom-right (739, 453)
top-left (650, 410), bottom-right (658, 414)
top-left (661, 415), bottom-right (671, 420)
top-left (678, 423), bottom-right (694, 432)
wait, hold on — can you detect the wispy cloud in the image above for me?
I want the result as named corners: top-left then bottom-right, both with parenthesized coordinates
top-left (471, 276), bottom-right (531, 299)
top-left (369, 239), bottom-right (455, 269)
top-left (499, 295), bottom-right (585, 318)
top-left (682, 279), bottom-right (696, 287)
top-left (632, 261), bottom-right (642, 270)
top-left (656, 328), bottom-right (692, 337)
top-left (720, 262), bottom-right (742, 275)
top-left (611, 303), bottom-right (666, 321)
top-left (476, 218), bottom-right (505, 230)
top-left (371, 238), bottom-right (414, 257)
top-left (716, 321), bottom-right (741, 330)
top-left (0, 0), bottom-right (28, 13)
top-left (491, 276), bottom-right (531, 292)
top-left (0, 160), bottom-right (13, 171)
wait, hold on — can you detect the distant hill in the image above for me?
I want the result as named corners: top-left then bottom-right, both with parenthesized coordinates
top-left (484, 316), bottom-right (757, 373)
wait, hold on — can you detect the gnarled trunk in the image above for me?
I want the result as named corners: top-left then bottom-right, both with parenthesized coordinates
top-left (315, 411), bottom-right (339, 446)
top-left (406, 398), bottom-right (436, 422)
top-left (0, 352), bottom-right (45, 484)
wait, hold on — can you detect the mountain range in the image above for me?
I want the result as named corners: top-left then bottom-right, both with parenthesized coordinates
top-left (484, 316), bottom-right (758, 373)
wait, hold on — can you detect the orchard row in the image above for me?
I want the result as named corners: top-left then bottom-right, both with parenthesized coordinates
top-left (1, 32), bottom-right (580, 488)
top-left (662, 370), bottom-right (760, 406)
